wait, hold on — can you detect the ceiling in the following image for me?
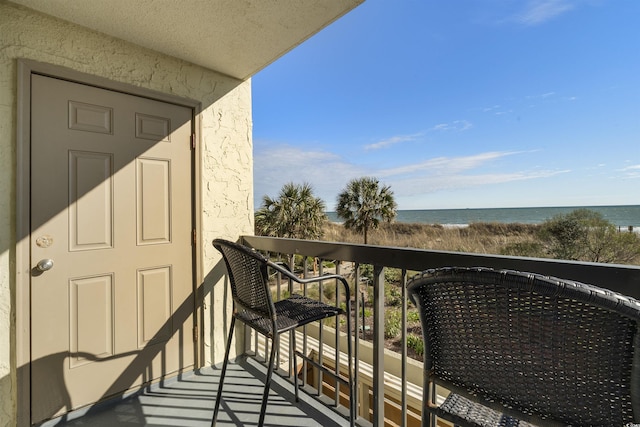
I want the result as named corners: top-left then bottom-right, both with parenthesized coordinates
top-left (11, 0), bottom-right (364, 80)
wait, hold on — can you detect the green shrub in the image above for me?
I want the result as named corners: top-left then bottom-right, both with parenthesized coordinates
top-left (359, 265), bottom-right (403, 285)
top-left (500, 241), bottom-right (545, 258)
top-left (385, 309), bottom-right (401, 338)
top-left (385, 268), bottom-right (402, 284)
top-left (385, 283), bottom-right (402, 306)
top-left (538, 209), bottom-right (640, 263)
top-left (406, 334), bottom-right (424, 356)
top-left (468, 222), bottom-right (539, 236)
top-left (359, 307), bottom-right (372, 318)
top-left (358, 264), bottom-right (374, 284)
top-left (323, 260), bottom-right (336, 269)
top-left (322, 282), bottom-right (336, 301)
top-left (305, 285), bottom-right (320, 301)
top-left (407, 309), bottom-right (420, 323)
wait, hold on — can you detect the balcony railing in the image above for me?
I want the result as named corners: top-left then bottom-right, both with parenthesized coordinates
top-left (240, 235), bottom-right (640, 427)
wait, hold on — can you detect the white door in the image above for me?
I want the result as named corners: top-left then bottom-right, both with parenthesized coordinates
top-left (30, 74), bottom-right (194, 423)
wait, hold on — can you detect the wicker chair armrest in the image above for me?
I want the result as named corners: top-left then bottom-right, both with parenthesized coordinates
top-left (271, 261), bottom-right (293, 273)
top-left (267, 260), bottom-right (351, 302)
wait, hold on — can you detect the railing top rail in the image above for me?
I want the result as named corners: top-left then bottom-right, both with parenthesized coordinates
top-left (241, 235), bottom-right (640, 298)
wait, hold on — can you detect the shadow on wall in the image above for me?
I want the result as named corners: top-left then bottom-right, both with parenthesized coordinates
top-left (0, 372), bottom-right (11, 422)
top-left (203, 257), bottom-right (238, 367)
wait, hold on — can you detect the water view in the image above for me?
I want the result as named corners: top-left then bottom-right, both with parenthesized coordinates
top-left (327, 205), bottom-right (640, 228)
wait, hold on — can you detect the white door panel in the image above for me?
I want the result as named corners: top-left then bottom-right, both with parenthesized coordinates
top-left (30, 75), bottom-right (194, 423)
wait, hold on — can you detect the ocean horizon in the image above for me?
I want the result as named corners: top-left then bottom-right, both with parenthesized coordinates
top-left (326, 205), bottom-right (640, 228)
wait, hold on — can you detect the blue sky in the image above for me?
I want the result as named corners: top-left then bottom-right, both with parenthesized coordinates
top-left (252, 0), bottom-right (640, 211)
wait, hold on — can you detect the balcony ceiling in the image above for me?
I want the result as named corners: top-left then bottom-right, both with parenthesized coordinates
top-left (11, 0), bottom-right (364, 80)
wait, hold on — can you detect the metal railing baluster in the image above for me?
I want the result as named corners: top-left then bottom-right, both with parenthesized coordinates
top-left (372, 265), bottom-right (385, 427)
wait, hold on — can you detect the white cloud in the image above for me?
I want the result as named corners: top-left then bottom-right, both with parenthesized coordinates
top-left (621, 164), bottom-right (640, 179)
top-left (516, 0), bottom-right (575, 26)
top-left (483, 105), bottom-right (501, 112)
top-left (253, 143), bottom-right (365, 207)
top-left (364, 132), bottom-right (424, 150)
top-left (430, 120), bottom-right (472, 132)
top-left (481, 105), bottom-right (513, 116)
top-left (254, 144), bottom-right (569, 209)
top-left (363, 122), bottom-right (473, 153)
top-left (390, 169), bottom-right (570, 198)
top-left (375, 151), bottom-right (569, 197)
top-left (362, 122), bottom-right (473, 152)
top-left (526, 91), bottom-right (556, 99)
top-left (378, 151), bottom-right (517, 178)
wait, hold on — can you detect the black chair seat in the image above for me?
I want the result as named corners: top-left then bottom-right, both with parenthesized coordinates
top-left (440, 393), bottom-right (536, 427)
top-left (237, 294), bottom-right (345, 337)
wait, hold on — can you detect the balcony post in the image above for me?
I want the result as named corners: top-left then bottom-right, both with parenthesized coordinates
top-left (372, 265), bottom-right (385, 426)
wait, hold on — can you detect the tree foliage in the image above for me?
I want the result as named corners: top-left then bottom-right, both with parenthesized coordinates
top-left (335, 177), bottom-right (397, 244)
top-left (254, 182), bottom-right (327, 239)
top-left (538, 209), bottom-right (640, 263)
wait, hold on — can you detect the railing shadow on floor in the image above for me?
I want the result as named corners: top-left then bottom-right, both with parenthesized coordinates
top-left (40, 356), bottom-right (353, 427)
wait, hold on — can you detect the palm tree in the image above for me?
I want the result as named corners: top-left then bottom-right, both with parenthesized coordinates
top-left (336, 177), bottom-right (397, 244)
top-left (255, 182), bottom-right (328, 239)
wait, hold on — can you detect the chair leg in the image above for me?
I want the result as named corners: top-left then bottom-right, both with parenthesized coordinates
top-left (258, 334), bottom-right (279, 427)
top-left (211, 316), bottom-right (236, 427)
top-left (424, 380), bottom-right (435, 427)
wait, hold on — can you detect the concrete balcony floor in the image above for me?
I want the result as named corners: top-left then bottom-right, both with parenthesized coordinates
top-left (41, 356), bottom-right (352, 427)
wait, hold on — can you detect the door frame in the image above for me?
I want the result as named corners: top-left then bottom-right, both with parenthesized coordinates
top-left (15, 59), bottom-right (203, 426)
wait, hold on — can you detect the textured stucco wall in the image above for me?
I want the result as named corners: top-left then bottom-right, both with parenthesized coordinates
top-left (0, 2), bottom-right (253, 425)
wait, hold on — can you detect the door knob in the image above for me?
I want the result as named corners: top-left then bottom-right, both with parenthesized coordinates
top-left (36, 259), bottom-right (54, 272)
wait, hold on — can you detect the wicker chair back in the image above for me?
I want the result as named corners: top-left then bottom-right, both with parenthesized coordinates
top-left (213, 239), bottom-right (275, 325)
top-left (408, 267), bottom-right (640, 426)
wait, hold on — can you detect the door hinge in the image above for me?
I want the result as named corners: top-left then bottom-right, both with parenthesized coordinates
top-left (193, 325), bottom-right (198, 342)
top-left (190, 133), bottom-right (196, 150)
top-left (192, 229), bottom-right (197, 245)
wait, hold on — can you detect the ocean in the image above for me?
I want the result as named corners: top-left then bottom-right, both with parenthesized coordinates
top-left (326, 205), bottom-right (640, 228)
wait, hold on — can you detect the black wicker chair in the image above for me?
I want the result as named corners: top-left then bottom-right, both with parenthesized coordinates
top-left (211, 239), bottom-right (355, 427)
top-left (407, 267), bottom-right (640, 427)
